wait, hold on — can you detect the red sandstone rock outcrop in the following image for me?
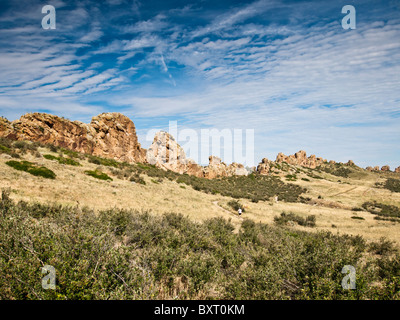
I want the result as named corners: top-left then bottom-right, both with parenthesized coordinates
top-left (0, 112), bottom-right (146, 163)
top-left (381, 165), bottom-right (390, 172)
top-left (256, 158), bottom-right (271, 175)
top-left (395, 166), bottom-right (400, 173)
top-left (276, 150), bottom-right (326, 169)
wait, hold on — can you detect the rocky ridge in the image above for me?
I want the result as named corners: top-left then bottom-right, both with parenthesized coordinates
top-left (0, 113), bottom-right (146, 163)
top-left (1, 112), bottom-right (398, 178)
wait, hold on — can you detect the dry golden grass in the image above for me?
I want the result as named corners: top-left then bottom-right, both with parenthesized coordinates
top-left (1, 149), bottom-right (400, 244)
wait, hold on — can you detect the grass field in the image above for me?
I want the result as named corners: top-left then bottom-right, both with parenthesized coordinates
top-left (1, 141), bottom-right (399, 244)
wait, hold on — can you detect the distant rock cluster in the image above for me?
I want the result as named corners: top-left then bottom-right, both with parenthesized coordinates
top-left (365, 165), bottom-right (399, 173)
top-left (1, 112), bottom-right (398, 179)
top-left (146, 131), bottom-right (248, 178)
top-left (275, 150), bottom-right (327, 169)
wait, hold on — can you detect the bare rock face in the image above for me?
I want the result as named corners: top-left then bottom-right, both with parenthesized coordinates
top-left (395, 166), bottom-right (400, 173)
top-left (147, 134), bottom-right (248, 179)
top-left (346, 160), bottom-right (355, 166)
top-left (0, 112), bottom-right (146, 163)
top-left (381, 165), bottom-right (390, 172)
top-left (366, 166), bottom-right (373, 172)
top-left (373, 166), bottom-right (380, 171)
top-left (146, 131), bottom-right (203, 176)
top-left (257, 158), bottom-right (271, 175)
top-left (90, 113), bottom-right (146, 163)
top-left (276, 150), bottom-right (325, 169)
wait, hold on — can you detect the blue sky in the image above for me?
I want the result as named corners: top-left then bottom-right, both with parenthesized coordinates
top-left (0, 0), bottom-right (399, 168)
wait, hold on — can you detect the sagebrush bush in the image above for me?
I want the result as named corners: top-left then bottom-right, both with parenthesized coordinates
top-left (227, 200), bottom-right (245, 212)
top-left (274, 212), bottom-right (316, 227)
top-left (6, 160), bottom-right (56, 179)
top-left (362, 201), bottom-right (400, 219)
top-left (43, 154), bottom-right (80, 166)
top-left (381, 179), bottom-right (400, 193)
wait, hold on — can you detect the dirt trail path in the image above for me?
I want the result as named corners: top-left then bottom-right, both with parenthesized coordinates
top-left (212, 201), bottom-right (243, 221)
top-left (330, 186), bottom-right (358, 197)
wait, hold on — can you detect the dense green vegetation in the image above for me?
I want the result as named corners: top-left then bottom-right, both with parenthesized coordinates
top-left (274, 212), bottom-right (316, 227)
top-left (175, 174), bottom-right (306, 203)
top-left (6, 160), bottom-right (56, 179)
top-left (376, 178), bottom-right (400, 193)
top-left (0, 190), bottom-right (399, 300)
top-left (43, 154), bottom-right (81, 166)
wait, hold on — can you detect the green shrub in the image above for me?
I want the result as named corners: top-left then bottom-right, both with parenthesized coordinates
top-left (84, 170), bottom-right (112, 181)
top-left (285, 174), bottom-right (297, 181)
top-left (379, 179), bottom-right (400, 193)
top-left (43, 154), bottom-right (58, 161)
top-left (227, 200), bottom-right (245, 212)
top-left (316, 164), bottom-right (353, 178)
top-left (362, 201), bottom-right (400, 219)
top-left (87, 155), bottom-right (119, 168)
top-left (130, 174), bottom-right (146, 185)
top-left (0, 145), bottom-right (11, 154)
top-left (43, 154), bottom-right (80, 166)
top-left (368, 238), bottom-right (397, 256)
top-left (5, 160), bottom-right (56, 179)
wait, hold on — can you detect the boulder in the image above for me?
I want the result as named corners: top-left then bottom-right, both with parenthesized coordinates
top-left (257, 158), bottom-right (271, 175)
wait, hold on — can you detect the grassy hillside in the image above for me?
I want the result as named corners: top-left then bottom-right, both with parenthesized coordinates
top-left (1, 137), bottom-right (400, 243)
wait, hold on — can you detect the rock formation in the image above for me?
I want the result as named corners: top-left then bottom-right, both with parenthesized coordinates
top-left (146, 131), bottom-right (203, 177)
top-left (275, 150), bottom-right (326, 169)
top-left (0, 112), bottom-right (146, 163)
top-left (2, 112), bottom-right (395, 180)
top-left (256, 158), bottom-right (271, 175)
top-left (202, 156), bottom-right (247, 179)
top-left (147, 134), bottom-right (248, 179)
